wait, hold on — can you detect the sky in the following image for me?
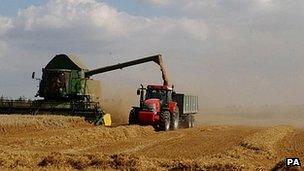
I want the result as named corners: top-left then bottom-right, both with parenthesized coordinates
top-left (0, 0), bottom-right (303, 107)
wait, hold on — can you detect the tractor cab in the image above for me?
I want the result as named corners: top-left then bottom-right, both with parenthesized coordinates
top-left (145, 85), bottom-right (174, 106)
top-left (137, 85), bottom-right (175, 107)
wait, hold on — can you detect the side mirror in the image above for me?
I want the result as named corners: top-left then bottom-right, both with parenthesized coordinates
top-left (31, 72), bottom-right (35, 79)
top-left (137, 89), bottom-right (140, 95)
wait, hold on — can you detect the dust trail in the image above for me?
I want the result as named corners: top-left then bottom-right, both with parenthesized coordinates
top-left (197, 105), bottom-right (304, 128)
top-left (102, 98), bottom-right (132, 124)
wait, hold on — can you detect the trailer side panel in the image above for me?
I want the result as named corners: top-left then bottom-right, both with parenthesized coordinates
top-left (176, 94), bottom-right (198, 115)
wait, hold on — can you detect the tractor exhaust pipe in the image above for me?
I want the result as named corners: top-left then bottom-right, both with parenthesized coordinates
top-left (139, 84), bottom-right (145, 108)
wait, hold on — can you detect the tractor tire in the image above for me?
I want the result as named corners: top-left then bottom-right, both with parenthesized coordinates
top-left (159, 110), bottom-right (170, 131)
top-left (128, 108), bottom-right (139, 125)
top-left (170, 107), bottom-right (179, 130)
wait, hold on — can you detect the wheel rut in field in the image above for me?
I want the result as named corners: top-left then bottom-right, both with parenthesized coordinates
top-left (118, 134), bottom-right (185, 154)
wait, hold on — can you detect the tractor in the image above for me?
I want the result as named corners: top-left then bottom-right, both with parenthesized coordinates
top-left (129, 84), bottom-right (198, 131)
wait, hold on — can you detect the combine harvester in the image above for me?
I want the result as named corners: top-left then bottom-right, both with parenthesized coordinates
top-left (0, 53), bottom-right (197, 127)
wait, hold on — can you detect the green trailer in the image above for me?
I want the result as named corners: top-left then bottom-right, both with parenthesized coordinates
top-left (176, 94), bottom-right (198, 128)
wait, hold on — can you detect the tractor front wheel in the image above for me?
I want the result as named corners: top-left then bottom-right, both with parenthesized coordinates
top-left (159, 110), bottom-right (170, 131)
top-left (128, 108), bottom-right (139, 125)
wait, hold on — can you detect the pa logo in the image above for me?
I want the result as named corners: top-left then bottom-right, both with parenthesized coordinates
top-left (285, 158), bottom-right (301, 166)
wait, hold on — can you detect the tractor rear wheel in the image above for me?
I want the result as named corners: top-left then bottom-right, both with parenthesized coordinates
top-left (128, 108), bottom-right (139, 125)
top-left (159, 110), bottom-right (170, 131)
top-left (170, 107), bottom-right (179, 130)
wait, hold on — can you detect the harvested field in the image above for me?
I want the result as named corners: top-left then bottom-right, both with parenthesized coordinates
top-left (0, 115), bottom-right (303, 170)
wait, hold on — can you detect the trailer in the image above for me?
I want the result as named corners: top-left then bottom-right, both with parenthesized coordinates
top-left (129, 84), bottom-right (199, 131)
top-left (176, 94), bottom-right (198, 128)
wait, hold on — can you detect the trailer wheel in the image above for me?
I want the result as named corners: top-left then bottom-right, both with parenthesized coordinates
top-left (190, 114), bottom-right (195, 128)
top-left (170, 107), bottom-right (179, 130)
top-left (159, 111), bottom-right (170, 131)
top-left (184, 114), bottom-right (191, 128)
top-left (128, 108), bottom-right (139, 125)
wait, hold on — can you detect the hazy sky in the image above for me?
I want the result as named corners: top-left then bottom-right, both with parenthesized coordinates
top-left (0, 0), bottom-right (303, 107)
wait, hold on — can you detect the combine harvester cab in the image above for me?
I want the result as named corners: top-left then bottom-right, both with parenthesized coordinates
top-left (35, 54), bottom-right (112, 126)
top-left (38, 54), bottom-right (99, 102)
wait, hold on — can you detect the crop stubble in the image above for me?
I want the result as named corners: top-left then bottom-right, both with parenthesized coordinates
top-left (0, 115), bottom-right (303, 170)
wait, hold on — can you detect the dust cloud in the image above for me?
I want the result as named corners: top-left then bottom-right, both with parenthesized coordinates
top-left (197, 106), bottom-right (304, 128)
top-left (102, 98), bottom-right (132, 124)
top-left (91, 57), bottom-right (304, 127)
top-left (99, 84), bottom-right (138, 125)
top-left (99, 80), bottom-right (304, 127)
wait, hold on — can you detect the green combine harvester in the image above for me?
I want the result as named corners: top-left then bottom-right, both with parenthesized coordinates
top-left (0, 53), bottom-right (172, 126)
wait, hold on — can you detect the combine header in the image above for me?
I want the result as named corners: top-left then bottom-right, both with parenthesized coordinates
top-left (0, 53), bottom-right (175, 126)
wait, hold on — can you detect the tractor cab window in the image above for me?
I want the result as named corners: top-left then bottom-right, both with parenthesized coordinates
top-left (146, 89), bottom-right (167, 104)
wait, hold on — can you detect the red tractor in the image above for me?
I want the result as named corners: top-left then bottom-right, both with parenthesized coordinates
top-left (129, 84), bottom-right (198, 131)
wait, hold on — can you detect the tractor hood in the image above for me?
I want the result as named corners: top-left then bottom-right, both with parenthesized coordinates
top-left (144, 99), bottom-right (160, 112)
